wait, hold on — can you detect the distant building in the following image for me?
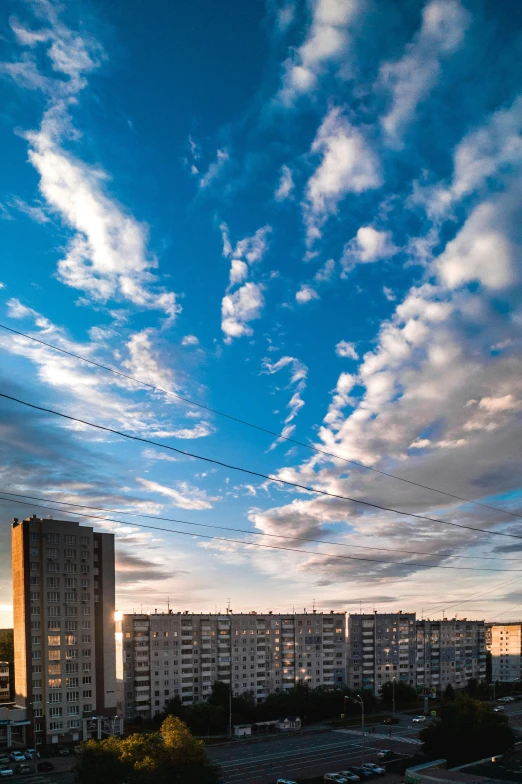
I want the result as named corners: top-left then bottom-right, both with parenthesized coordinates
top-left (347, 612), bottom-right (417, 694)
top-left (11, 515), bottom-right (122, 745)
top-left (121, 610), bottom-right (346, 720)
top-left (416, 619), bottom-right (486, 692)
top-left (0, 662), bottom-right (9, 703)
top-left (347, 612), bottom-right (486, 695)
top-left (486, 623), bottom-right (522, 682)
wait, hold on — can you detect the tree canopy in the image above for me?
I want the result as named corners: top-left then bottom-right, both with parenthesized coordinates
top-left (75, 716), bottom-right (221, 784)
top-left (420, 693), bottom-right (515, 767)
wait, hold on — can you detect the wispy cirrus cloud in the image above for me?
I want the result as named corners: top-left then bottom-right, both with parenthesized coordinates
top-left (137, 477), bottom-right (220, 510)
top-left (261, 355), bottom-right (308, 449)
top-left (378, 0), bottom-right (470, 147)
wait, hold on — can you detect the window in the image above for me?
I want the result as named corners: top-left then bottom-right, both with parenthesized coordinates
top-left (82, 648), bottom-right (91, 657)
top-left (82, 606), bottom-right (91, 616)
top-left (29, 547), bottom-right (39, 557)
top-left (66, 635), bottom-right (77, 646)
top-left (81, 635), bottom-right (91, 644)
top-left (31, 620), bottom-right (41, 631)
top-left (65, 563), bottom-right (76, 574)
top-left (32, 664), bottom-right (42, 674)
top-left (32, 650), bottom-right (41, 660)
top-left (48, 620), bottom-right (61, 630)
top-left (81, 593), bottom-right (91, 602)
top-left (80, 536), bottom-right (89, 547)
top-left (47, 548), bottom-right (58, 558)
top-left (47, 562), bottom-right (59, 573)
top-left (49, 706), bottom-right (62, 717)
top-left (83, 689), bottom-right (92, 698)
top-left (64, 535), bottom-right (76, 545)
top-left (30, 562), bottom-right (39, 571)
top-left (31, 532), bottom-right (39, 542)
top-left (47, 577), bottom-right (59, 588)
top-left (47, 534), bottom-right (59, 544)
top-left (68, 705), bottom-right (80, 716)
top-left (48, 635), bottom-right (61, 646)
top-left (49, 721), bottom-right (63, 730)
top-left (66, 663), bottom-right (79, 674)
top-left (32, 679), bottom-right (42, 689)
top-left (48, 606), bottom-right (60, 617)
top-left (65, 621), bottom-right (78, 631)
top-left (64, 592), bottom-right (77, 603)
top-left (47, 592), bottom-right (60, 603)
top-left (48, 664), bottom-right (61, 675)
top-left (81, 564), bottom-right (90, 574)
top-left (65, 606), bottom-right (77, 617)
top-left (81, 579), bottom-right (90, 588)
top-left (48, 650), bottom-right (61, 660)
top-left (81, 551), bottom-right (89, 560)
top-left (31, 635), bottom-right (41, 645)
top-left (69, 719), bottom-right (80, 728)
top-left (66, 678), bottom-right (79, 688)
top-left (48, 679), bottom-right (62, 689)
top-left (82, 676), bottom-right (92, 684)
top-left (82, 620), bottom-right (91, 630)
top-left (83, 704), bottom-right (92, 712)
top-left (66, 691), bottom-right (79, 701)
top-left (65, 578), bottom-right (77, 588)
top-left (64, 549), bottom-right (77, 559)
top-left (82, 662), bottom-right (91, 672)
top-left (30, 606), bottom-right (40, 616)
top-left (30, 592), bottom-right (40, 601)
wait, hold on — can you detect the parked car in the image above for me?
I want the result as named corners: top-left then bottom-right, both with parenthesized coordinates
top-left (0, 767), bottom-right (13, 779)
top-left (337, 771), bottom-right (361, 782)
top-left (324, 775), bottom-right (350, 783)
top-left (493, 706), bottom-right (505, 712)
top-left (362, 763), bottom-right (386, 775)
top-left (8, 753), bottom-right (25, 763)
top-left (24, 749), bottom-right (38, 760)
top-left (56, 746), bottom-right (70, 756)
top-left (37, 762), bottom-right (54, 773)
top-left (377, 750), bottom-right (398, 761)
top-left (276, 780), bottom-right (298, 784)
top-left (347, 766), bottom-right (372, 779)
top-left (73, 746), bottom-right (82, 755)
top-left (14, 765), bottom-right (31, 775)
top-left (412, 715), bottom-right (426, 723)
top-left (0, 758), bottom-right (8, 766)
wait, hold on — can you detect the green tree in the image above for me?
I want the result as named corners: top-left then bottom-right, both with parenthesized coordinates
top-left (76, 716), bottom-right (221, 784)
top-left (443, 683), bottom-right (455, 702)
top-left (380, 680), bottom-right (417, 709)
top-left (420, 693), bottom-right (515, 767)
top-left (0, 629), bottom-right (14, 700)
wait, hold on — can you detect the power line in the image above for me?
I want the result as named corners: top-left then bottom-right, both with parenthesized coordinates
top-left (486, 601), bottom-right (522, 622)
top-left (2, 391), bottom-right (522, 543)
top-left (422, 575), bottom-right (522, 615)
top-left (1, 487), bottom-right (520, 563)
top-left (2, 494), bottom-right (522, 573)
top-left (1, 322), bottom-right (519, 521)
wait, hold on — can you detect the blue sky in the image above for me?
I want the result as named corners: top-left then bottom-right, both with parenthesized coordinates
top-left (1, 0), bottom-right (522, 626)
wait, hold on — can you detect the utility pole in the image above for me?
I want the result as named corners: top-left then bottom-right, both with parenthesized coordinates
top-left (392, 678), bottom-right (396, 717)
top-left (228, 687), bottom-right (232, 738)
top-left (352, 695), bottom-right (365, 764)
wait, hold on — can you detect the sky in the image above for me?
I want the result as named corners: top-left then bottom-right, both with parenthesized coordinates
top-left (1, 0), bottom-right (522, 628)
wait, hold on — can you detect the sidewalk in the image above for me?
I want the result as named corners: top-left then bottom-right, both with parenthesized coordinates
top-left (333, 728), bottom-right (422, 745)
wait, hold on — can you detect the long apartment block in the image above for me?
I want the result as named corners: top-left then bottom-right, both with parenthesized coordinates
top-left (12, 516), bottom-right (120, 745)
top-left (486, 623), bottom-right (522, 682)
top-left (347, 612), bottom-right (486, 695)
top-left (121, 611), bottom-right (346, 720)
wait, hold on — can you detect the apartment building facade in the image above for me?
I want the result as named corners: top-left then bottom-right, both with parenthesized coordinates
top-left (12, 515), bottom-right (120, 745)
top-left (122, 611), bottom-right (346, 720)
top-left (347, 613), bottom-right (486, 695)
top-left (347, 612), bottom-right (417, 694)
top-left (0, 663), bottom-right (9, 703)
top-left (416, 619), bottom-right (486, 692)
top-left (486, 623), bottom-right (522, 682)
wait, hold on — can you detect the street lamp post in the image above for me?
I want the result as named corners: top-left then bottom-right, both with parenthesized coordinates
top-left (392, 679), bottom-right (396, 717)
top-left (352, 695), bottom-right (365, 765)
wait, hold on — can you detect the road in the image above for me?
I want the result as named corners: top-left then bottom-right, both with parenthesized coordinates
top-left (207, 725), bottom-right (422, 783)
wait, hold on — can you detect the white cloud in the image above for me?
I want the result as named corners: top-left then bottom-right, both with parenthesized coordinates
top-left (199, 149), bottom-right (229, 189)
top-left (305, 107), bottom-right (381, 244)
top-left (233, 225), bottom-right (272, 265)
top-left (296, 284), bottom-right (319, 304)
top-left (275, 165), bottom-right (295, 201)
top-left (221, 282), bottom-right (265, 341)
top-left (379, 0), bottom-right (470, 146)
top-left (219, 222), bottom-right (232, 257)
top-left (314, 258), bottom-right (335, 282)
top-left (341, 226), bottom-right (398, 273)
top-left (478, 395), bottom-right (519, 413)
top-left (277, 0), bottom-right (359, 104)
top-left (229, 259), bottom-right (248, 286)
top-left (7, 297), bottom-right (39, 320)
top-left (335, 340), bottom-right (358, 360)
top-left (181, 335), bottom-right (199, 347)
top-left (123, 329), bottom-right (175, 391)
top-left (383, 286), bottom-right (396, 302)
top-left (137, 478), bottom-right (218, 510)
top-left (10, 196), bottom-right (49, 223)
top-left (437, 196), bottom-right (518, 291)
top-left (151, 422), bottom-right (215, 439)
top-left (261, 355), bottom-right (308, 449)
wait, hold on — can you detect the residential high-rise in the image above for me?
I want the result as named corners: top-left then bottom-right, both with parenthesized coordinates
top-left (12, 515), bottom-right (121, 745)
top-left (122, 610), bottom-right (346, 720)
top-left (347, 612), bottom-right (486, 695)
top-left (347, 612), bottom-right (417, 694)
top-left (416, 619), bottom-right (486, 692)
top-left (486, 623), bottom-right (522, 683)
top-left (0, 662), bottom-right (9, 703)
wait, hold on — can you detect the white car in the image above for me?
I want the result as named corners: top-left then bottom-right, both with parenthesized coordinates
top-left (338, 771), bottom-right (361, 782)
top-left (277, 780), bottom-right (298, 784)
top-left (412, 715), bottom-right (426, 723)
top-left (493, 705), bottom-right (505, 712)
top-left (0, 767), bottom-right (13, 778)
top-left (362, 763), bottom-right (386, 775)
top-left (324, 776), bottom-right (350, 783)
top-left (8, 753), bottom-right (25, 763)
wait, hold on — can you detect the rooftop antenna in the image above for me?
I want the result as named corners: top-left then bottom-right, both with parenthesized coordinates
top-left (360, 600), bottom-right (362, 615)
top-left (312, 598), bottom-right (316, 612)
top-left (167, 597), bottom-right (170, 613)
top-left (227, 598), bottom-right (231, 614)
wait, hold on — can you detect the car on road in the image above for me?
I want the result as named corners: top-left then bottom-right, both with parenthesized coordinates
top-left (8, 753), bottom-right (24, 764)
top-left (0, 766), bottom-right (12, 778)
top-left (338, 770), bottom-right (361, 781)
top-left (498, 696), bottom-right (515, 703)
top-left (493, 705), bottom-right (505, 712)
top-left (324, 775), bottom-right (351, 783)
top-left (382, 717), bottom-right (399, 724)
top-left (14, 764), bottom-right (31, 775)
top-left (276, 779), bottom-right (298, 784)
top-left (362, 763), bottom-right (386, 775)
top-left (37, 762), bottom-right (54, 773)
top-left (412, 715), bottom-right (426, 723)
top-left (376, 750), bottom-right (398, 761)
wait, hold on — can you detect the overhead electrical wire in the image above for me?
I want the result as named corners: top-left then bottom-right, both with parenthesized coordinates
top-left (2, 391), bottom-right (522, 543)
top-left (1, 493), bottom-right (522, 573)
top-left (422, 575), bottom-right (522, 616)
top-left (1, 487), bottom-right (520, 564)
top-left (1, 322), bottom-right (520, 522)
